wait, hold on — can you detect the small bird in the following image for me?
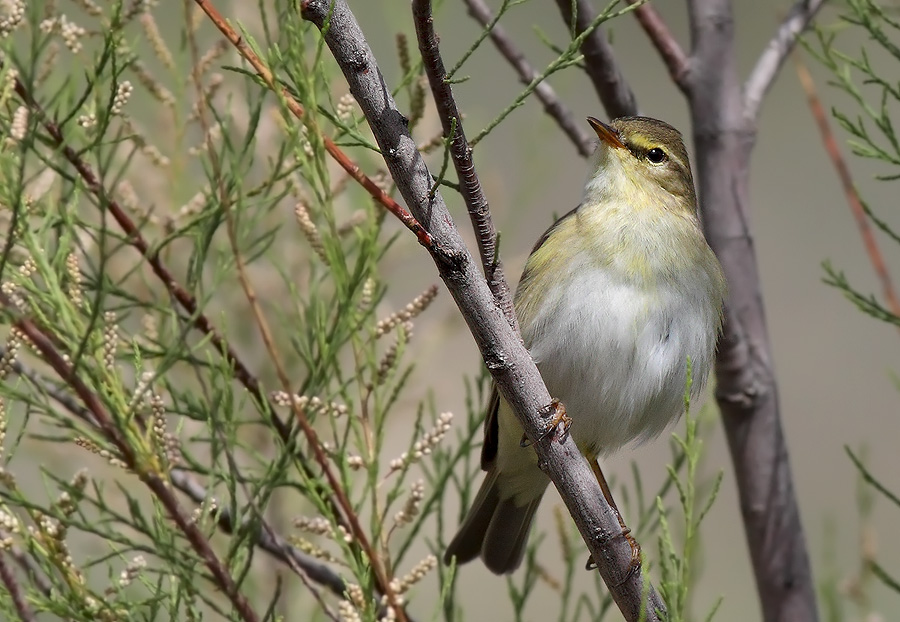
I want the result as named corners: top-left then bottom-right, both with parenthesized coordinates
top-left (444, 116), bottom-right (727, 574)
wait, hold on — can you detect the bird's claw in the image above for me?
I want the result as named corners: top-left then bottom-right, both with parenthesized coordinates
top-left (519, 399), bottom-right (571, 447)
top-left (584, 528), bottom-right (642, 587)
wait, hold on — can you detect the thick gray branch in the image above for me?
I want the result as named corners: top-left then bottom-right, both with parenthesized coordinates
top-left (554, 0), bottom-right (638, 118)
top-left (686, 0), bottom-right (819, 620)
top-left (300, 0), bottom-right (665, 619)
top-left (743, 0), bottom-right (826, 121)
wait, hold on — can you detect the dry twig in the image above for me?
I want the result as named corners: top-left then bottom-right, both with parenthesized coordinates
top-left (794, 52), bottom-right (900, 327)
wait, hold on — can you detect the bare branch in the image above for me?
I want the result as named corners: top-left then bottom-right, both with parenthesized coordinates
top-left (464, 0), bottom-right (594, 157)
top-left (794, 53), bottom-right (900, 327)
top-left (554, 0), bottom-right (638, 118)
top-left (300, 1), bottom-right (666, 619)
top-left (685, 0), bottom-right (819, 619)
top-left (412, 0), bottom-right (517, 327)
top-left (744, 0), bottom-right (826, 121)
top-left (629, 2), bottom-right (690, 91)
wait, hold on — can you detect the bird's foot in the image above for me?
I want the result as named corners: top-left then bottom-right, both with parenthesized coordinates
top-left (584, 528), bottom-right (642, 587)
top-left (519, 399), bottom-right (571, 447)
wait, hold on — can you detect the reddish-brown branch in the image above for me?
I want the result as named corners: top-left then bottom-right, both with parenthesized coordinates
top-left (192, 0), bottom-right (432, 249)
top-left (181, 17), bottom-right (342, 622)
top-left (8, 58), bottom-right (377, 579)
top-left (2, 300), bottom-right (259, 622)
top-left (794, 53), bottom-right (900, 325)
top-left (3, 335), bottom-right (355, 605)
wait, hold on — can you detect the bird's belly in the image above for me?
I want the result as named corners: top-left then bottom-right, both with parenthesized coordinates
top-left (522, 267), bottom-right (718, 457)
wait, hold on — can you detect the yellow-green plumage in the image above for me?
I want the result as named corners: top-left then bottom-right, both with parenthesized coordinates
top-left (445, 116), bottom-right (727, 575)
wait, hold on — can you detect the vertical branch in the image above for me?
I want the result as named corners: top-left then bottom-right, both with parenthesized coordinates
top-left (412, 0), bottom-right (516, 329)
top-left (684, 0), bottom-right (820, 620)
top-left (601, 0), bottom-right (824, 618)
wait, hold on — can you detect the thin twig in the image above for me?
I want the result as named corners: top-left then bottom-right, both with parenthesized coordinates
top-left (301, 1), bottom-right (666, 619)
top-left (168, 470), bottom-right (349, 603)
top-left (794, 52), bottom-right (900, 326)
top-left (412, 0), bottom-right (516, 328)
top-left (553, 0), bottom-right (638, 118)
top-left (744, 0), bottom-right (827, 121)
top-left (6, 70), bottom-right (300, 456)
top-left (0, 299), bottom-right (260, 622)
top-left (0, 553), bottom-right (35, 622)
top-left (0, 536), bottom-right (54, 598)
top-left (192, 0), bottom-right (433, 250)
top-left (180, 9), bottom-right (341, 621)
top-left (464, 0), bottom-right (594, 156)
top-left (185, 5), bottom-right (404, 619)
top-left (628, 1), bottom-right (690, 91)
top-left (3, 347), bottom-right (354, 606)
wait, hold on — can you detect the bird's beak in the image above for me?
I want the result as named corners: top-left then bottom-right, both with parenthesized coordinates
top-left (587, 117), bottom-right (625, 150)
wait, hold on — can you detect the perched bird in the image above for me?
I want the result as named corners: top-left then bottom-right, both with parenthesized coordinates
top-left (444, 116), bottom-right (727, 574)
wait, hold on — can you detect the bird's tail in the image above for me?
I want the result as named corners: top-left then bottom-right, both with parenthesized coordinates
top-left (444, 468), bottom-right (545, 574)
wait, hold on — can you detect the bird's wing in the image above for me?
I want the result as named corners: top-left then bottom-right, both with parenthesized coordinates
top-left (480, 385), bottom-right (501, 470)
top-left (527, 204), bottom-right (580, 256)
top-left (479, 204), bottom-right (581, 472)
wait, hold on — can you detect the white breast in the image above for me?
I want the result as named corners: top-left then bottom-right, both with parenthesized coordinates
top-left (521, 263), bottom-right (720, 457)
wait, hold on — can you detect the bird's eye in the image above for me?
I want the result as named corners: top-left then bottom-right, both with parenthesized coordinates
top-left (646, 148), bottom-right (667, 164)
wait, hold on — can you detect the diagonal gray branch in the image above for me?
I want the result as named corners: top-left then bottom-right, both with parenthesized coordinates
top-left (463, 0), bottom-right (594, 157)
top-left (553, 0), bottom-right (638, 118)
top-left (744, 0), bottom-right (827, 121)
top-left (300, 0), bottom-right (665, 619)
